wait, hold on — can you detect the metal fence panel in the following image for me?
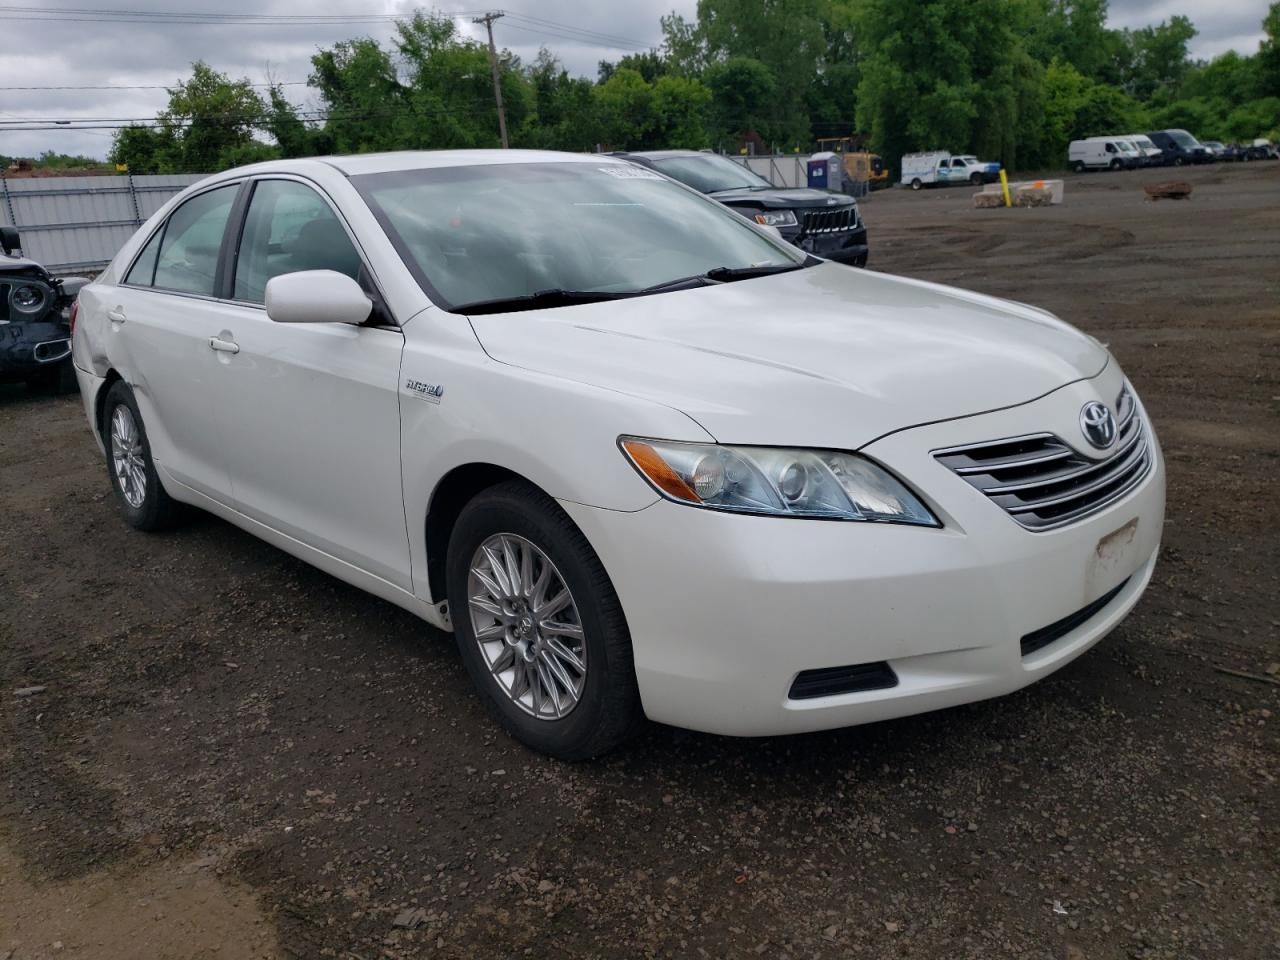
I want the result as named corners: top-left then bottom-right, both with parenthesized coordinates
top-left (0, 173), bottom-right (205, 272)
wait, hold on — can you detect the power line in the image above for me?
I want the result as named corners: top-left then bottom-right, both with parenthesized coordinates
top-left (0, 4), bottom-right (659, 48)
top-left (0, 81), bottom-right (310, 91)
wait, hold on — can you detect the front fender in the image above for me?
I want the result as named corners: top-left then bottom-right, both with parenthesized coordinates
top-left (399, 309), bottom-right (711, 602)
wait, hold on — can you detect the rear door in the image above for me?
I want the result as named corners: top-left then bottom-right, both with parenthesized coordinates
top-left (210, 176), bottom-right (412, 589)
top-left (107, 181), bottom-right (243, 501)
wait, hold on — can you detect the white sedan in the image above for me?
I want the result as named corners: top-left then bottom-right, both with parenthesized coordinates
top-left (71, 150), bottom-right (1165, 759)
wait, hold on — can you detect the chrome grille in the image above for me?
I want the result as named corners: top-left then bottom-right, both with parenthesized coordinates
top-left (933, 387), bottom-right (1151, 531)
top-left (800, 206), bottom-right (858, 235)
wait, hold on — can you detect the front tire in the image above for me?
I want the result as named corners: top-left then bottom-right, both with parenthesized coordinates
top-left (101, 380), bottom-right (184, 531)
top-left (446, 480), bottom-right (642, 760)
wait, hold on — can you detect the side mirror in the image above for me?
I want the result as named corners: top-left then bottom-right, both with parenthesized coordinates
top-left (265, 270), bottom-right (372, 325)
top-left (1, 225), bottom-right (20, 256)
top-left (58, 276), bottom-right (90, 299)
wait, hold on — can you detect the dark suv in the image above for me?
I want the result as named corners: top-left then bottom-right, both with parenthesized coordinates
top-left (1, 226), bottom-right (86, 393)
top-left (1145, 129), bottom-right (1214, 166)
top-left (614, 150), bottom-right (869, 267)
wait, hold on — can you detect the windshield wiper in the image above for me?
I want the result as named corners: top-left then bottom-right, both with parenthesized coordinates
top-left (453, 288), bottom-right (627, 315)
top-left (704, 262), bottom-right (808, 282)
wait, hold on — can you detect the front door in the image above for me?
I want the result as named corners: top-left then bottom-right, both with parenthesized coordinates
top-left (211, 178), bottom-right (413, 590)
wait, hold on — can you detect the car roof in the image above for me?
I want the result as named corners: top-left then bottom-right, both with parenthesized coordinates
top-left (216, 149), bottom-right (625, 180)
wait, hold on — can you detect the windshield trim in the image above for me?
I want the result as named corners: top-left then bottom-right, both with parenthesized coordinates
top-left (352, 162), bottom-right (805, 315)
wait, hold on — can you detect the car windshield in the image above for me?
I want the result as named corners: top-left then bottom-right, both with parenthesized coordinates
top-left (647, 154), bottom-right (773, 193)
top-left (1170, 130), bottom-right (1200, 149)
top-left (354, 161), bottom-right (804, 312)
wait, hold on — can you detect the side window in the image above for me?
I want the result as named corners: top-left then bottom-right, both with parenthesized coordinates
top-left (1105, 143), bottom-right (1116, 153)
top-left (938, 159), bottom-right (949, 169)
top-left (233, 180), bottom-right (362, 304)
top-left (125, 226), bottom-right (164, 287)
top-left (153, 185), bottom-right (238, 296)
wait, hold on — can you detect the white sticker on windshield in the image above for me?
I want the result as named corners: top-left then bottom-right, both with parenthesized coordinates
top-left (598, 165), bottom-right (663, 180)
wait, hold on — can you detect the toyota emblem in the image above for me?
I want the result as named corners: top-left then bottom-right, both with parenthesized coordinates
top-left (1079, 401), bottom-right (1117, 449)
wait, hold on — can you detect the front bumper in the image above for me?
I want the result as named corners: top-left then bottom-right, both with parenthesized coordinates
top-left (561, 370), bottom-right (1165, 737)
top-left (795, 225), bottom-right (869, 267)
top-left (0, 318), bottom-right (72, 383)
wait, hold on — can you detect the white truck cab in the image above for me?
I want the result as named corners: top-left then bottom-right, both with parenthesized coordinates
top-left (1069, 138), bottom-right (1136, 172)
top-left (901, 151), bottom-right (1000, 190)
top-left (1126, 134), bottom-right (1163, 166)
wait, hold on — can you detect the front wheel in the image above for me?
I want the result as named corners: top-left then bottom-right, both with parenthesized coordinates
top-left (910, 178), bottom-right (923, 191)
top-left (970, 172), bottom-right (983, 186)
top-left (447, 480), bottom-right (642, 760)
top-left (1173, 156), bottom-right (1185, 167)
top-left (1110, 159), bottom-right (1122, 170)
top-left (101, 380), bottom-right (184, 531)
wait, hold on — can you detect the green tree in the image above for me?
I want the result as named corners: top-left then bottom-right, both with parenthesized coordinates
top-left (598, 50), bottom-right (668, 84)
top-left (527, 50), bottom-right (602, 150)
top-left (1123, 16), bottom-right (1198, 101)
top-left (852, 0), bottom-right (1041, 170)
top-left (109, 62), bottom-right (272, 173)
top-left (594, 67), bottom-right (656, 147)
top-left (703, 56), bottom-right (775, 143)
top-left (651, 75), bottom-right (713, 147)
top-left (310, 37), bottom-right (407, 153)
top-left (1260, 3), bottom-right (1280, 96)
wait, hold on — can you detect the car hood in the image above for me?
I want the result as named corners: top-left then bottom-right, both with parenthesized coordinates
top-left (467, 263), bottom-right (1108, 448)
top-left (0, 254), bottom-right (52, 276)
top-left (708, 187), bottom-right (855, 210)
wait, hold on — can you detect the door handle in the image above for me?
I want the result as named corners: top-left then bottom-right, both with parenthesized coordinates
top-left (107, 307), bottom-right (126, 324)
top-left (208, 336), bottom-right (240, 355)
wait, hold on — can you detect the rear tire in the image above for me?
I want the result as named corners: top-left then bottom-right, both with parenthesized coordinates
top-left (101, 380), bottom-right (185, 531)
top-left (910, 178), bottom-right (923, 191)
top-left (1071, 161), bottom-right (1085, 173)
top-left (446, 480), bottom-right (642, 760)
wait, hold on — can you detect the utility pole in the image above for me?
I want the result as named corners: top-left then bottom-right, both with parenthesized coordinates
top-left (474, 11), bottom-right (509, 149)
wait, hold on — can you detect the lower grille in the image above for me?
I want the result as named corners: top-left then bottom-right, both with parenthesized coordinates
top-left (800, 206), bottom-right (858, 235)
top-left (933, 387), bottom-right (1151, 531)
top-left (789, 661), bottom-right (897, 700)
top-left (1020, 578), bottom-right (1129, 657)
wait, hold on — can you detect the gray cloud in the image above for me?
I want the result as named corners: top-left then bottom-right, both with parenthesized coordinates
top-left (0, 0), bottom-right (1269, 161)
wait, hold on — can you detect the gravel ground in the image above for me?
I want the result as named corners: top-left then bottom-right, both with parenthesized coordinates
top-left (1, 161), bottom-right (1277, 960)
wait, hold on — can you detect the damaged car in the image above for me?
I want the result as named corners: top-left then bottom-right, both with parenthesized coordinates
top-left (1, 226), bottom-right (87, 393)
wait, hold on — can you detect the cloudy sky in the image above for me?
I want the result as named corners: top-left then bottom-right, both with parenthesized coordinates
top-left (0, 1), bottom-right (1271, 160)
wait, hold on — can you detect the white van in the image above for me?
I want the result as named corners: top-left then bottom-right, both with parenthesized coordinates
top-left (901, 151), bottom-right (1001, 190)
top-left (1068, 139), bottom-right (1135, 172)
top-left (1126, 134), bottom-right (1163, 166)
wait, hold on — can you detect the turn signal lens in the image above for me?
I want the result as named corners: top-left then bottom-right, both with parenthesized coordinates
top-left (620, 439), bottom-right (701, 502)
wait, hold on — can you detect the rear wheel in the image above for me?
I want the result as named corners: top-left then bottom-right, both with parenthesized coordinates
top-left (101, 380), bottom-right (184, 531)
top-left (910, 178), bottom-right (923, 191)
top-left (1071, 161), bottom-right (1086, 173)
top-left (446, 480), bottom-right (642, 760)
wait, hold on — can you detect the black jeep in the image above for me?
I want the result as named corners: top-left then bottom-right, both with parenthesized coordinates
top-left (1, 226), bottom-right (86, 393)
top-left (613, 150), bottom-right (869, 267)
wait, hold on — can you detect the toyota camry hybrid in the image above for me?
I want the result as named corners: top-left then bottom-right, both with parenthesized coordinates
top-left (71, 150), bottom-right (1165, 759)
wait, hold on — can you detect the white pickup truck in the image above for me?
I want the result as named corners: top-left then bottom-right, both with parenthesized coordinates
top-left (901, 151), bottom-right (1002, 190)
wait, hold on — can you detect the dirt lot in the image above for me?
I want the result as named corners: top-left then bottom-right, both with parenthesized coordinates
top-left (2, 161), bottom-right (1277, 960)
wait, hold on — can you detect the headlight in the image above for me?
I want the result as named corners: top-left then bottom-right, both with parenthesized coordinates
top-left (11, 282), bottom-right (50, 317)
top-left (753, 210), bottom-right (798, 228)
top-left (620, 438), bottom-right (938, 526)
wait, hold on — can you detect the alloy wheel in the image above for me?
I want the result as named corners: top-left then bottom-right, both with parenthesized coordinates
top-left (110, 405), bottom-right (147, 508)
top-left (467, 533), bottom-right (588, 720)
